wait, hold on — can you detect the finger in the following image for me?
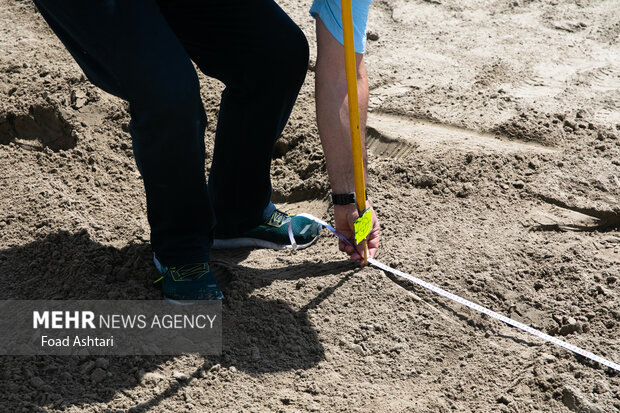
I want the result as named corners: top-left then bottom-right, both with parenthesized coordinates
top-left (368, 245), bottom-right (379, 259)
top-left (367, 239), bottom-right (380, 258)
top-left (357, 254), bottom-right (369, 266)
top-left (367, 227), bottom-right (380, 253)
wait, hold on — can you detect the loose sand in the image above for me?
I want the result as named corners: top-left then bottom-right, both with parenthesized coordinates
top-left (0, 0), bottom-right (619, 411)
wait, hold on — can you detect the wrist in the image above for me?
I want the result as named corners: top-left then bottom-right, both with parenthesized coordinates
top-left (331, 191), bottom-right (368, 206)
top-left (333, 201), bottom-right (371, 215)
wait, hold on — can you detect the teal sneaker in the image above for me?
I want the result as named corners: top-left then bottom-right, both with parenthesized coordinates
top-left (153, 255), bottom-right (223, 301)
top-left (212, 209), bottom-right (320, 250)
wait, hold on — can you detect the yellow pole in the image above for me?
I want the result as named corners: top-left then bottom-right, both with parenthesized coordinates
top-left (340, 0), bottom-right (368, 264)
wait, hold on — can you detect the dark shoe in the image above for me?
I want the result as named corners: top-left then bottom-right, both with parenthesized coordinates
top-left (212, 209), bottom-right (320, 250)
top-left (153, 255), bottom-right (223, 301)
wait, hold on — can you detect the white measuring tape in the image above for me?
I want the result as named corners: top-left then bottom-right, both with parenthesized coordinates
top-left (293, 213), bottom-right (620, 373)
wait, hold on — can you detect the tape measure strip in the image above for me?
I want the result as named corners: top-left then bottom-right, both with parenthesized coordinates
top-left (295, 213), bottom-right (620, 372)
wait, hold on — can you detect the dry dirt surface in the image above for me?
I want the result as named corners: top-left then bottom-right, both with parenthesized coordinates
top-left (1, 0), bottom-right (619, 412)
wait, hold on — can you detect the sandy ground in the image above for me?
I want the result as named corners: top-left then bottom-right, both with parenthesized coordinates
top-left (1, 0), bottom-right (619, 411)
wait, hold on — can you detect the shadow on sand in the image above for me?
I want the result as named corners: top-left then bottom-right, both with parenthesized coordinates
top-left (0, 230), bottom-right (355, 411)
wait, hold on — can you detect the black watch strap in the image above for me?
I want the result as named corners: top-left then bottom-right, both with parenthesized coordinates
top-left (331, 192), bottom-right (367, 205)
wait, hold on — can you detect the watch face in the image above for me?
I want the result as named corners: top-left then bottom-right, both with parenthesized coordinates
top-left (332, 193), bottom-right (356, 205)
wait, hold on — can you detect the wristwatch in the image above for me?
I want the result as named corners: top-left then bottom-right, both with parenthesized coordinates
top-left (331, 192), bottom-right (367, 205)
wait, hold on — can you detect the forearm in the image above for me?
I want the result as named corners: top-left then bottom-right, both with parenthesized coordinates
top-left (314, 13), bottom-right (379, 263)
top-left (315, 17), bottom-right (369, 195)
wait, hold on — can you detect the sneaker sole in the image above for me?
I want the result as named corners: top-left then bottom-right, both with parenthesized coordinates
top-left (212, 234), bottom-right (319, 250)
top-left (153, 254), bottom-right (165, 273)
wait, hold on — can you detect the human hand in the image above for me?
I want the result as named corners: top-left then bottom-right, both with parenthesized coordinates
top-left (333, 203), bottom-right (380, 266)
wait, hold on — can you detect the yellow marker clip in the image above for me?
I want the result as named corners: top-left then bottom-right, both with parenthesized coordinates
top-left (354, 208), bottom-right (372, 245)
